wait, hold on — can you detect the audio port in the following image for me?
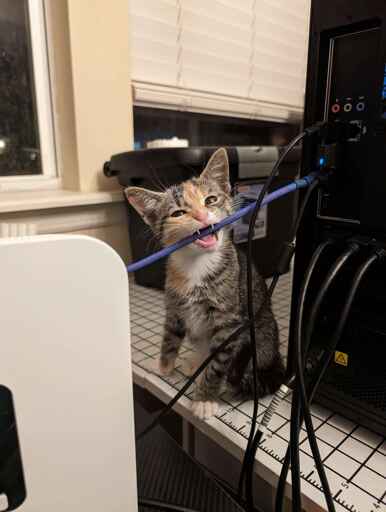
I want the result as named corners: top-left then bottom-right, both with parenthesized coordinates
top-left (344, 103), bottom-right (352, 112)
top-left (331, 103), bottom-right (340, 113)
top-left (356, 101), bottom-right (365, 111)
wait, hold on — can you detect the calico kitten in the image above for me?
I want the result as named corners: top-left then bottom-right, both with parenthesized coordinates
top-left (125, 148), bottom-right (284, 420)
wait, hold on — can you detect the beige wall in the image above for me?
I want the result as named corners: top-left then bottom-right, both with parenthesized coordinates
top-left (48, 0), bottom-right (133, 193)
top-left (76, 224), bottom-right (131, 263)
top-left (65, 0), bottom-right (133, 192)
top-left (0, 0), bottom-right (134, 261)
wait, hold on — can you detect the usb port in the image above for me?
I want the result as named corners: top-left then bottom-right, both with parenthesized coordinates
top-left (348, 120), bottom-right (362, 142)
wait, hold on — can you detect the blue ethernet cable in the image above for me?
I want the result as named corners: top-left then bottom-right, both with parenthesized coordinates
top-left (126, 172), bottom-right (318, 273)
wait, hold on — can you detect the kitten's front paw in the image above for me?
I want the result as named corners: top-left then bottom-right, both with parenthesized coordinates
top-left (191, 400), bottom-right (219, 420)
top-left (146, 358), bottom-right (175, 376)
top-left (181, 357), bottom-right (199, 377)
top-left (159, 359), bottom-right (175, 376)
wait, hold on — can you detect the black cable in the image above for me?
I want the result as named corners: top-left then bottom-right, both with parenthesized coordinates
top-left (138, 132), bottom-right (311, 445)
top-left (241, 132), bottom-right (308, 512)
top-left (307, 251), bottom-right (381, 402)
top-left (284, 185), bottom-right (326, 511)
top-left (291, 177), bottom-right (320, 238)
top-left (193, 457), bottom-right (250, 511)
top-left (268, 177), bottom-right (320, 300)
top-left (275, 240), bottom-right (332, 512)
top-left (284, 243), bottom-right (359, 512)
top-left (302, 243), bottom-right (360, 364)
top-left (267, 273), bottom-right (280, 297)
top-left (291, 252), bottom-right (382, 512)
top-left (293, 243), bottom-right (359, 511)
top-left (244, 430), bottom-right (263, 507)
top-left (274, 442), bottom-right (290, 512)
top-left (235, 273), bottom-right (278, 499)
top-left (291, 244), bottom-right (358, 511)
top-left (136, 323), bottom-right (249, 441)
top-left (241, 175), bottom-right (321, 508)
top-left (136, 125), bottom-right (326, 512)
top-left (138, 497), bottom-right (200, 512)
top-left (265, 178), bottom-right (320, 298)
top-left (275, 246), bottom-right (379, 512)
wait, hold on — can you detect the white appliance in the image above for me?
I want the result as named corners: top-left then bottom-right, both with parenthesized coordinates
top-left (0, 235), bottom-right (138, 511)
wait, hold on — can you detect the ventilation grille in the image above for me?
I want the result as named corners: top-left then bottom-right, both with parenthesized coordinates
top-left (324, 371), bottom-right (386, 413)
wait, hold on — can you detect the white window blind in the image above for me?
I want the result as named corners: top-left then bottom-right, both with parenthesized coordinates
top-left (130, 0), bottom-right (311, 122)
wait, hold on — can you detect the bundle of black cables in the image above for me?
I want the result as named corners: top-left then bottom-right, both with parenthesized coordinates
top-left (138, 234), bottom-right (384, 512)
top-left (238, 159), bottom-right (322, 511)
top-left (137, 125), bottom-right (323, 443)
top-left (136, 121), bottom-right (328, 512)
top-left (275, 241), bottom-right (385, 512)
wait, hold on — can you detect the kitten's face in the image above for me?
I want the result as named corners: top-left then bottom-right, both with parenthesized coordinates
top-left (125, 148), bottom-right (232, 253)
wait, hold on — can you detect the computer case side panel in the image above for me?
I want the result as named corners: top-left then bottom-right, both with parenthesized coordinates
top-left (289, 0), bottom-right (386, 435)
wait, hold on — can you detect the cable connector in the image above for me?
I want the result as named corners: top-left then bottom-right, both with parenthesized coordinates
top-left (304, 121), bottom-right (328, 136)
top-left (348, 241), bottom-right (361, 253)
top-left (259, 384), bottom-right (290, 433)
top-left (374, 247), bottom-right (386, 260)
top-left (320, 121), bottom-right (361, 144)
top-left (305, 120), bottom-right (361, 143)
top-left (295, 172), bottom-right (320, 190)
top-left (347, 235), bottom-right (371, 248)
top-left (348, 237), bottom-right (386, 259)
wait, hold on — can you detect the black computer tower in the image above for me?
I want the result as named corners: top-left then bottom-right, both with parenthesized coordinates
top-left (289, 0), bottom-right (386, 435)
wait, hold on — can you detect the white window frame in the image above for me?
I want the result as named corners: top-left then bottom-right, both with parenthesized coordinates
top-left (0, 0), bottom-right (59, 192)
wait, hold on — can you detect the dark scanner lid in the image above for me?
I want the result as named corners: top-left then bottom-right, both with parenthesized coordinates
top-left (104, 145), bottom-right (301, 187)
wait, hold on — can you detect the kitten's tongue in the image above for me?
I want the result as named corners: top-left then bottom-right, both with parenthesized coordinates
top-left (194, 234), bottom-right (217, 248)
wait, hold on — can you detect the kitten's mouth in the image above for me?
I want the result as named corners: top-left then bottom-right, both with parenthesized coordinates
top-left (194, 230), bottom-right (218, 249)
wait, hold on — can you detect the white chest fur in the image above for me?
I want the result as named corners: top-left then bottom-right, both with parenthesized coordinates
top-left (169, 248), bottom-right (223, 346)
top-left (171, 247), bottom-right (223, 290)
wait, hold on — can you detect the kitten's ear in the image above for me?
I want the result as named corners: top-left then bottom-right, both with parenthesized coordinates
top-left (124, 186), bottom-right (164, 225)
top-left (200, 147), bottom-right (230, 194)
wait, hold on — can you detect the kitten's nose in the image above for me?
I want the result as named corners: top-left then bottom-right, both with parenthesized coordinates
top-left (192, 210), bottom-right (208, 223)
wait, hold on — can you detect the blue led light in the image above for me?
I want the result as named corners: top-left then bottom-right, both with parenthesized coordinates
top-left (383, 64), bottom-right (386, 98)
top-left (319, 157), bottom-right (326, 166)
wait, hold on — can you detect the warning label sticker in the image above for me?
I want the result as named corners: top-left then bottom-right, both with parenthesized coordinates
top-left (334, 351), bottom-right (349, 367)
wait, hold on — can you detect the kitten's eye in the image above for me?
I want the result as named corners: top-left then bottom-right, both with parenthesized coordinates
top-left (205, 195), bottom-right (218, 206)
top-left (170, 209), bottom-right (186, 218)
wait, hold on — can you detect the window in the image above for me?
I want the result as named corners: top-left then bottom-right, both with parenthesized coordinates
top-left (130, 0), bottom-right (311, 122)
top-left (0, 0), bottom-right (57, 191)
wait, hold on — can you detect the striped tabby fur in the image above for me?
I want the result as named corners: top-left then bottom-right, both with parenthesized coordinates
top-left (125, 148), bottom-right (284, 419)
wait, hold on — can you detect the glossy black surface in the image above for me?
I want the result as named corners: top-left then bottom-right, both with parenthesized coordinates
top-left (133, 106), bottom-right (299, 149)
